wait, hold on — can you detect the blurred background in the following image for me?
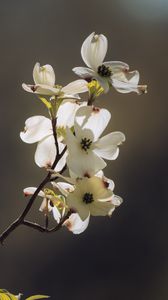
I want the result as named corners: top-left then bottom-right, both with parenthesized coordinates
top-left (0, 0), bottom-right (167, 299)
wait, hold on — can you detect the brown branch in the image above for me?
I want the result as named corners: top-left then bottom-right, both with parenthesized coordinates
top-left (0, 116), bottom-right (67, 245)
top-left (22, 210), bottom-right (72, 233)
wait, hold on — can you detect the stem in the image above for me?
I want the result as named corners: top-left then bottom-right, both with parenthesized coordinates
top-left (0, 175), bottom-right (50, 244)
top-left (87, 95), bottom-right (94, 106)
top-left (45, 215), bottom-right (49, 230)
top-left (22, 210), bottom-right (72, 233)
top-left (0, 116), bottom-right (66, 245)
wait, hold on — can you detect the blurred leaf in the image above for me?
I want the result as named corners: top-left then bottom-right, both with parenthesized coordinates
top-left (26, 296), bottom-right (49, 300)
top-left (38, 96), bottom-right (52, 109)
top-left (0, 289), bottom-right (18, 299)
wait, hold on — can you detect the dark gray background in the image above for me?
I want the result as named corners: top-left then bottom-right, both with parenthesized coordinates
top-left (0, 0), bottom-right (167, 299)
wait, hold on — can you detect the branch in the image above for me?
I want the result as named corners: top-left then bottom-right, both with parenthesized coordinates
top-left (0, 116), bottom-right (67, 245)
top-left (22, 210), bottom-right (72, 233)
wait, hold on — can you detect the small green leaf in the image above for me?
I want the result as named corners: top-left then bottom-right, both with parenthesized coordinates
top-left (26, 295), bottom-right (49, 300)
top-left (38, 96), bottom-right (52, 109)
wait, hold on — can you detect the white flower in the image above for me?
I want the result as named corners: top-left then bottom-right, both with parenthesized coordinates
top-left (66, 105), bottom-right (125, 177)
top-left (20, 100), bottom-right (86, 170)
top-left (24, 185), bottom-right (89, 234)
top-left (22, 62), bottom-right (88, 97)
top-left (52, 170), bottom-right (122, 232)
top-left (66, 176), bottom-right (121, 221)
top-left (52, 181), bottom-right (90, 234)
top-left (73, 32), bottom-right (147, 94)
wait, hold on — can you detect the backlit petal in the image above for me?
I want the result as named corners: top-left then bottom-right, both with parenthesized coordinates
top-left (72, 67), bottom-right (96, 79)
top-left (20, 116), bottom-right (52, 144)
top-left (111, 194), bottom-right (123, 206)
top-left (57, 99), bottom-right (87, 129)
top-left (67, 194), bottom-right (90, 221)
top-left (94, 131), bottom-right (125, 160)
top-left (75, 105), bottom-right (111, 141)
top-left (64, 213), bottom-right (90, 234)
top-left (35, 135), bottom-right (56, 168)
top-left (112, 70), bottom-right (147, 94)
top-left (104, 61), bottom-right (129, 72)
top-left (81, 32), bottom-right (108, 70)
top-left (90, 200), bottom-right (114, 217)
top-left (52, 181), bottom-right (74, 197)
top-left (22, 83), bottom-right (60, 95)
top-left (52, 206), bottom-right (61, 223)
top-left (66, 150), bottom-right (106, 177)
top-left (23, 187), bottom-right (45, 197)
top-left (62, 79), bottom-right (88, 95)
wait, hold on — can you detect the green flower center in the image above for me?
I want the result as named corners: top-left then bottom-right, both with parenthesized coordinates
top-left (80, 138), bottom-right (92, 151)
top-left (83, 193), bottom-right (94, 204)
top-left (97, 64), bottom-right (112, 77)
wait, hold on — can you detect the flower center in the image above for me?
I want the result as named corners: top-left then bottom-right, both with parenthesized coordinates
top-left (97, 64), bottom-right (112, 77)
top-left (80, 138), bottom-right (92, 151)
top-left (83, 193), bottom-right (94, 204)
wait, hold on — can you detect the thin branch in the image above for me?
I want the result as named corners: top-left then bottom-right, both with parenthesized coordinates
top-left (22, 210), bottom-right (72, 233)
top-left (45, 215), bottom-right (49, 230)
top-left (51, 117), bottom-right (60, 170)
top-left (0, 174), bottom-right (50, 245)
top-left (0, 116), bottom-right (67, 245)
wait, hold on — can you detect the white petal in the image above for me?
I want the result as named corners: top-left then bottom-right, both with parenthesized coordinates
top-left (94, 132), bottom-right (125, 160)
top-left (75, 106), bottom-right (111, 141)
top-left (35, 135), bottom-right (56, 168)
top-left (33, 62), bottom-right (55, 86)
top-left (23, 187), bottom-right (44, 197)
top-left (96, 172), bottom-right (115, 191)
top-left (52, 181), bottom-right (74, 197)
top-left (67, 194), bottom-right (90, 221)
top-left (83, 177), bottom-right (112, 200)
top-left (111, 194), bottom-right (123, 206)
top-left (52, 206), bottom-right (61, 223)
top-left (66, 150), bottom-right (106, 177)
top-left (62, 80), bottom-right (88, 95)
top-left (90, 200), bottom-right (114, 217)
top-left (95, 75), bottom-right (110, 93)
top-left (74, 122), bottom-right (94, 142)
top-left (39, 198), bottom-right (47, 212)
top-left (65, 126), bottom-right (80, 154)
top-left (20, 116), bottom-right (52, 144)
top-left (81, 32), bottom-right (108, 70)
top-left (112, 70), bottom-right (146, 94)
top-left (22, 83), bottom-right (60, 95)
top-left (72, 67), bottom-right (96, 79)
top-left (64, 213), bottom-right (90, 234)
top-left (66, 127), bottom-right (106, 177)
top-left (104, 61), bottom-right (129, 72)
top-left (57, 100), bottom-right (86, 129)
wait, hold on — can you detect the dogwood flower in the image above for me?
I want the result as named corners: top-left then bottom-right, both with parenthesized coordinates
top-left (22, 62), bottom-right (88, 97)
top-left (73, 32), bottom-right (147, 94)
top-left (66, 105), bottom-right (125, 177)
top-left (52, 170), bottom-right (122, 231)
top-left (65, 176), bottom-right (122, 221)
top-left (20, 100), bottom-right (86, 169)
top-left (24, 185), bottom-right (89, 234)
top-left (52, 181), bottom-right (90, 234)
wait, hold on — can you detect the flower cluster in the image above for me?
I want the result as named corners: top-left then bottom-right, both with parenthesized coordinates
top-left (0, 32), bottom-right (147, 243)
